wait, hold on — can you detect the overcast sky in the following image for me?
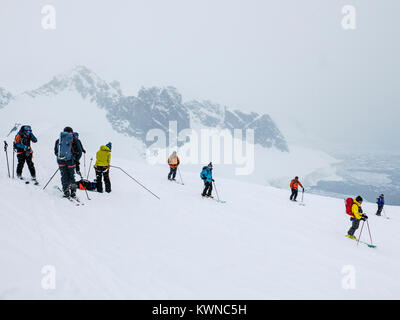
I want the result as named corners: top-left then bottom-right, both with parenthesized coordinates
top-left (0, 0), bottom-right (399, 153)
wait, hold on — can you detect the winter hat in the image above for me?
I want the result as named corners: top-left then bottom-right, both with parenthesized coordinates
top-left (64, 127), bottom-right (73, 133)
top-left (380, 194), bottom-right (384, 197)
top-left (355, 196), bottom-right (363, 203)
top-left (106, 142), bottom-right (112, 151)
top-left (73, 132), bottom-right (79, 138)
top-left (208, 162), bottom-right (213, 169)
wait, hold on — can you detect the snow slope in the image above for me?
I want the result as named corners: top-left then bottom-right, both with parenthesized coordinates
top-left (0, 153), bottom-right (399, 299)
top-left (1, 89), bottom-right (399, 299)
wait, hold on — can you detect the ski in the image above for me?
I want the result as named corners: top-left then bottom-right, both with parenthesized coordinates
top-left (202, 195), bottom-right (226, 203)
top-left (346, 236), bottom-right (376, 248)
top-left (169, 179), bottom-right (184, 185)
top-left (56, 186), bottom-right (84, 206)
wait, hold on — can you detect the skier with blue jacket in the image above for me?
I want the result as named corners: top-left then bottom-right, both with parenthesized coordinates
top-left (376, 194), bottom-right (385, 216)
top-left (200, 162), bottom-right (214, 198)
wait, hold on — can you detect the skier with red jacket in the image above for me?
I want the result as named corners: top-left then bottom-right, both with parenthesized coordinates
top-left (289, 176), bottom-right (304, 201)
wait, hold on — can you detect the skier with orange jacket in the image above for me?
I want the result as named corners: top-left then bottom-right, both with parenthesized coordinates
top-left (289, 176), bottom-right (304, 201)
top-left (167, 151), bottom-right (180, 181)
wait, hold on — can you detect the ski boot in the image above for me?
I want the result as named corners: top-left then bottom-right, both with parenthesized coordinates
top-left (346, 234), bottom-right (356, 240)
top-left (32, 177), bottom-right (39, 185)
top-left (63, 190), bottom-right (70, 198)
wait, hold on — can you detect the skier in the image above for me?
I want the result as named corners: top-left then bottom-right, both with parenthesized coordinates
top-left (54, 127), bottom-right (82, 198)
top-left (167, 151), bottom-right (180, 181)
top-left (346, 196), bottom-right (368, 239)
top-left (200, 162), bottom-right (214, 198)
top-left (94, 142), bottom-right (112, 193)
top-left (72, 132), bottom-right (85, 176)
top-left (376, 194), bottom-right (385, 216)
top-left (289, 176), bottom-right (304, 201)
top-left (13, 125), bottom-right (38, 183)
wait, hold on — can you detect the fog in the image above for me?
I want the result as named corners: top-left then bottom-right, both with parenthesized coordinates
top-left (0, 0), bottom-right (399, 152)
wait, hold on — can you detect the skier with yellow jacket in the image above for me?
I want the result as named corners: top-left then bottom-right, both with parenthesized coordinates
top-left (94, 142), bottom-right (112, 193)
top-left (346, 196), bottom-right (368, 239)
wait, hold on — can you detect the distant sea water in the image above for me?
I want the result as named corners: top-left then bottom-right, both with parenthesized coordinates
top-left (309, 153), bottom-right (400, 206)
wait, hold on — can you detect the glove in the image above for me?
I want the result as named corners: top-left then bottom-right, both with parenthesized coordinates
top-left (361, 214), bottom-right (368, 221)
top-left (212, 179), bottom-right (215, 182)
top-left (302, 188), bottom-right (305, 191)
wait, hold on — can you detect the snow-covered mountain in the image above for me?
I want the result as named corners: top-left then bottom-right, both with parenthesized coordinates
top-left (20, 66), bottom-right (288, 151)
top-left (0, 87), bottom-right (13, 109)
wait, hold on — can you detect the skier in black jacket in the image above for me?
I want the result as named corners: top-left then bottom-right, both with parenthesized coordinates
top-left (72, 132), bottom-right (86, 177)
top-left (14, 125), bottom-right (38, 183)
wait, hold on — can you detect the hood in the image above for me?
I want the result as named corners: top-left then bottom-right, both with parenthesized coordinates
top-left (100, 145), bottom-right (111, 152)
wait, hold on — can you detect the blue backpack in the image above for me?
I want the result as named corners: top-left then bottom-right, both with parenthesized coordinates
top-left (57, 132), bottom-right (74, 161)
top-left (200, 166), bottom-right (209, 180)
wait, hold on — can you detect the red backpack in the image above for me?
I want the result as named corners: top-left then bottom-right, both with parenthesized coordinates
top-left (345, 198), bottom-right (354, 216)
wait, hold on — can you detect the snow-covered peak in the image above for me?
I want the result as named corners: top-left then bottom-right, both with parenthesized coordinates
top-left (24, 65), bottom-right (121, 109)
top-left (0, 87), bottom-right (13, 109)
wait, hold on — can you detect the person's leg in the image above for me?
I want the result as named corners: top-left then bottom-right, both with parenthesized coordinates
top-left (293, 189), bottom-right (299, 201)
top-left (172, 168), bottom-right (177, 180)
top-left (96, 167), bottom-right (104, 192)
top-left (206, 181), bottom-right (213, 196)
top-left (376, 206), bottom-right (383, 216)
top-left (25, 154), bottom-right (36, 178)
top-left (67, 161), bottom-right (77, 196)
top-left (168, 167), bottom-right (173, 180)
top-left (104, 170), bottom-right (111, 193)
top-left (202, 181), bottom-right (208, 196)
top-left (290, 188), bottom-right (294, 200)
top-left (16, 153), bottom-right (26, 178)
top-left (59, 163), bottom-right (70, 195)
top-left (348, 218), bottom-right (360, 236)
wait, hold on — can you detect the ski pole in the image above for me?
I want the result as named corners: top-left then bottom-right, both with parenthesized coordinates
top-left (110, 165), bottom-right (160, 200)
top-left (3, 141), bottom-right (10, 178)
top-left (212, 180), bottom-right (221, 201)
top-left (42, 168), bottom-right (59, 190)
top-left (78, 172), bottom-right (91, 201)
top-left (178, 167), bottom-right (184, 185)
top-left (383, 208), bottom-right (389, 219)
top-left (87, 157), bottom-right (93, 180)
top-left (357, 219), bottom-right (365, 246)
top-left (366, 219), bottom-right (374, 245)
top-left (83, 153), bottom-right (87, 178)
top-left (12, 148), bottom-right (15, 179)
top-left (301, 189), bottom-right (304, 203)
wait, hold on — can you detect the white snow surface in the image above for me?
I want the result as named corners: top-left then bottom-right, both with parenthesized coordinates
top-left (1, 92), bottom-right (400, 299)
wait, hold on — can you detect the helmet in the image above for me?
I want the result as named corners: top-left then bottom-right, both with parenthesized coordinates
top-left (106, 142), bottom-right (112, 151)
top-left (355, 196), bottom-right (363, 203)
top-left (21, 125), bottom-right (32, 134)
top-left (63, 127), bottom-right (73, 133)
top-left (208, 162), bottom-right (213, 169)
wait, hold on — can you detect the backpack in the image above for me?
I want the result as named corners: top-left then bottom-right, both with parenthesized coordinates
top-left (58, 132), bottom-right (74, 161)
top-left (345, 198), bottom-right (354, 216)
top-left (77, 179), bottom-right (96, 191)
top-left (200, 166), bottom-right (208, 180)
